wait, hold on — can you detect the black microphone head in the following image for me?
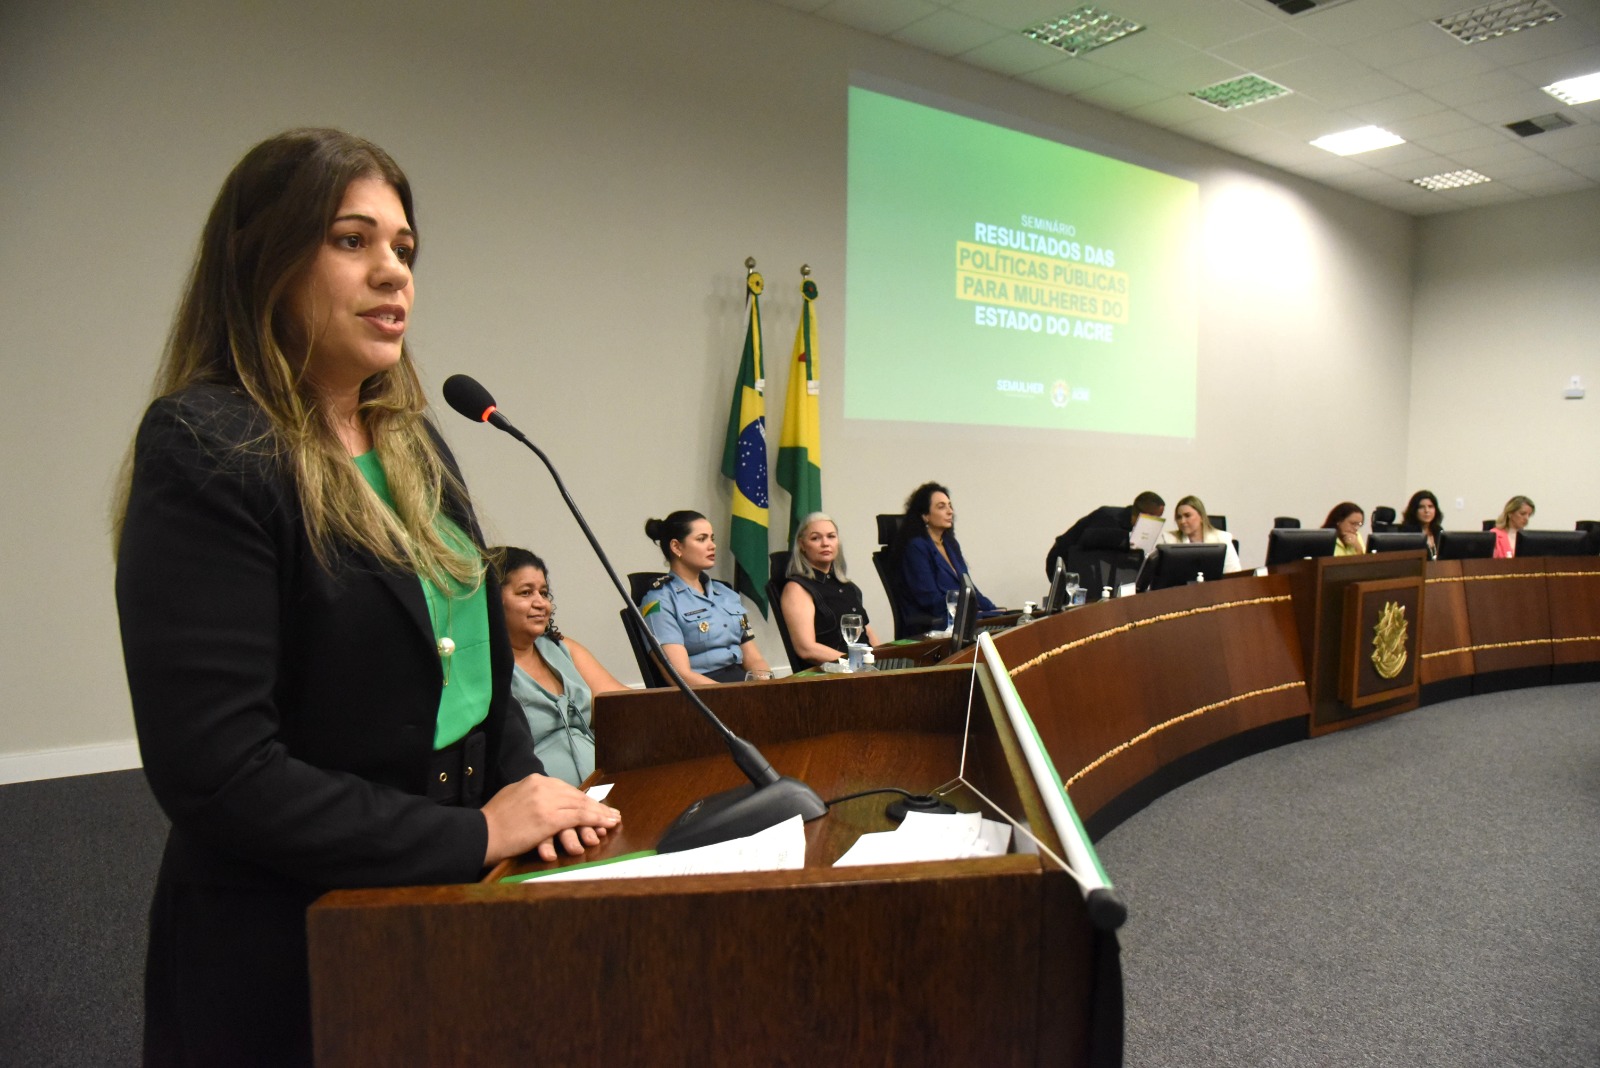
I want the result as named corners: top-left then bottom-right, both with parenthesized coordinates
top-left (442, 374), bottom-right (498, 423)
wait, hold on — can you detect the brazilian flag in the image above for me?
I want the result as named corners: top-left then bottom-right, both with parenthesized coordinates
top-left (721, 270), bottom-right (769, 616)
top-left (776, 277), bottom-right (822, 543)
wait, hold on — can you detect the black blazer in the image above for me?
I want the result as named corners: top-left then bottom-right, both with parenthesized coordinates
top-left (116, 384), bottom-right (540, 1064)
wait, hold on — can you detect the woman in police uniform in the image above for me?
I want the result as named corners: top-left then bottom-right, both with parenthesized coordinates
top-left (641, 510), bottom-right (773, 683)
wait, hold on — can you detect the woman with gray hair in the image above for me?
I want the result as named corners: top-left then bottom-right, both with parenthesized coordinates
top-left (780, 513), bottom-right (882, 665)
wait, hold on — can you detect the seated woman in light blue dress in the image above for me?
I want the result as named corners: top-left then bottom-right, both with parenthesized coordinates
top-left (494, 546), bottom-right (627, 787)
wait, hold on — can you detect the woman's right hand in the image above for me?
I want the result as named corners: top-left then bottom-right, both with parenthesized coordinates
top-left (481, 773), bottom-right (621, 864)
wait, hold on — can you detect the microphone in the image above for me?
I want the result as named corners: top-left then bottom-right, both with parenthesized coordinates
top-left (441, 374), bottom-right (827, 852)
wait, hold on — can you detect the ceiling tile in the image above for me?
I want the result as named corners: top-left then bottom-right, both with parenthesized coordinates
top-left (1437, 181), bottom-right (1521, 205)
top-left (1125, 94), bottom-right (1216, 128)
top-left (1470, 21), bottom-right (1600, 68)
top-left (1383, 48), bottom-right (1498, 91)
top-left (1375, 151), bottom-right (1452, 178)
top-left (1340, 22), bottom-right (1462, 69)
top-left (1502, 169), bottom-right (1594, 194)
top-left (1074, 29), bottom-right (1208, 74)
top-left (957, 32), bottom-right (1064, 74)
top-left (1429, 71), bottom-right (1539, 109)
top-left (1258, 52), bottom-right (1388, 97)
top-left (1410, 124), bottom-right (1516, 154)
top-left (944, 0), bottom-right (1085, 30)
top-left (1279, 0), bottom-right (1425, 47)
top-left (1016, 57), bottom-right (1126, 92)
top-left (766, 0), bottom-right (832, 11)
top-left (1126, 0), bottom-right (1280, 50)
top-left (1451, 140), bottom-right (1546, 168)
top-left (1511, 43), bottom-right (1600, 87)
top-left (1140, 52), bottom-right (1252, 92)
top-left (814, 0), bottom-right (942, 35)
top-left (1353, 92), bottom-right (1459, 126)
top-left (1207, 25), bottom-right (1321, 69)
top-left (1072, 74), bottom-right (1180, 110)
top-left (1463, 94), bottom-right (1580, 127)
top-left (892, 10), bottom-right (1012, 55)
top-left (1387, 108), bottom-right (1482, 139)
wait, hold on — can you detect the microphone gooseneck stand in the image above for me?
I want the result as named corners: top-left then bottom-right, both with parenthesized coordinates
top-left (441, 374), bottom-right (827, 853)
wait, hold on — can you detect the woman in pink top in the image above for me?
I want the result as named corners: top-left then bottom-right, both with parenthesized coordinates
top-left (1492, 496), bottom-right (1535, 558)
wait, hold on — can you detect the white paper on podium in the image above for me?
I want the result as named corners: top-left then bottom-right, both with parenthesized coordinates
top-left (585, 783), bottom-right (614, 801)
top-left (833, 810), bottom-right (1012, 867)
top-left (527, 814), bottom-right (807, 883)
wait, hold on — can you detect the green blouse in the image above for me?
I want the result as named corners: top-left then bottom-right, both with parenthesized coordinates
top-left (354, 451), bottom-right (491, 750)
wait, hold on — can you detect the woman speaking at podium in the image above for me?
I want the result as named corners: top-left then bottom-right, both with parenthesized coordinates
top-left (113, 129), bottom-right (618, 1066)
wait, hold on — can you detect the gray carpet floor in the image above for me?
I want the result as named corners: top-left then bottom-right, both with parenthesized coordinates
top-left (1096, 682), bottom-right (1600, 1068)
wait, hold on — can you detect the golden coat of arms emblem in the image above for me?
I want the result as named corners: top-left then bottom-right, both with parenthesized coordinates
top-left (1371, 601), bottom-right (1408, 680)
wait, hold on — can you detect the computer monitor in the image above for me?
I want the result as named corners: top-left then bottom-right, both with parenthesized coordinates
top-left (1366, 531), bottom-right (1428, 554)
top-left (1437, 530), bottom-right (1496, 560)
top-left (1265, 528), bottom-right (1336, 567)
top-left (1514, 530), bottom-right (1595, 557)
top-left (1043, 557), bottom-right (1068, 613)
top-left (1137, 543), bottom-right (1228, 591)
top-left (948, 577), bottom-right (978, 656)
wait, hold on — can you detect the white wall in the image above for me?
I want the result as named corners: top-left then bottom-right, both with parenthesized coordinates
top-left (3, 0), bottom-right (1509, 776)
top-left (1407, 187), bottom-right (1600, 528)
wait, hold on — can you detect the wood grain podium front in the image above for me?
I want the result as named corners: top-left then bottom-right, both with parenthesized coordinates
top-left (306, 665), bottom-right (1095, 1067)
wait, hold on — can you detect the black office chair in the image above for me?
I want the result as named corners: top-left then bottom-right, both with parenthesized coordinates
top-left (1210, 514), bottom-right (1227, 531)
top-left (871, 513), bottom-right (939, 639)
top-left (1371, 505), bottom-right (1397, 533)
top-left (1482, 519), bottom-right (1496, 531)
top-left (617, 607), bottom-right (671, 688)
top-left (1273, 516), bottom-right (1301, 529)
top-left (627, 570), bottom-right (667, 605)
top-left (764, 550), bottom-right (808, 674)
top-left (1069, 528), bottom-right (1143, 602)
top-left (1577, 521), bottom-right (1600, 554)
top-left (617, 571), bottom-right (672, 687)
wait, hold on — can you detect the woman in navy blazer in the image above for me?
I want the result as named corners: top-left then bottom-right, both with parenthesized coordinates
top-left (114, 130), bottom-right (618, 1067)
top-left (891, 481), bottom-right (998, 626)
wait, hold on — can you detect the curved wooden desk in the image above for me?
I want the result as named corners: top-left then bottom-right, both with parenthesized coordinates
top-left (1421, 556), bottom-right (1600, 693)
top-left (954, 574), bottom-right (1311, 834)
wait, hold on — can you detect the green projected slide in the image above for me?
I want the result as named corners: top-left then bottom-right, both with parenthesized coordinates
top-left (845, 87), bottom-right (1198, 437)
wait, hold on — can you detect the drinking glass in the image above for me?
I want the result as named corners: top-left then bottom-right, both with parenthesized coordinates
top-left (945, 589), bottom-right (960, 631)
top-left (744, 669), bottom-right (774, 682)
top-left (1063, 571), bottom-right (1080, 607)
top-left (840, 613), bottom-right (864, 645)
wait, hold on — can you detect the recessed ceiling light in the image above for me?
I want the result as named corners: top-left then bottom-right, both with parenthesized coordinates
top-left (1022, 6), bottom-right (1144, 57)
top-left (1191, 74), bottom-right (1292, 111)
top-left (1310, 126), bottom-right (1406, 156)
top-left (1543, 71), bottom-right (1600, 105)
top-left (1411, 169), bottom-right (1492, 191)
top-left (1433, 0), bottom-right (1563, 45)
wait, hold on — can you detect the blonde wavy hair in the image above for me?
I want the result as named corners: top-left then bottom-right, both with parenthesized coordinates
top-left (1496, 495), bottom-right (1535, 530)
top-left (114, 129), bottom-right (479, 589)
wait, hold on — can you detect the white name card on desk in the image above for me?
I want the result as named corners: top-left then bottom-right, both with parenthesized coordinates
top-left (833, 810), bottom-right (1011, 868)
top-left (512, 814), bottom-right (807, 884)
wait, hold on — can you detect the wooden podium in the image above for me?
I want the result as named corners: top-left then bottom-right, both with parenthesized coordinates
top-left (307, 664), bottom-right (1104, 1067)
